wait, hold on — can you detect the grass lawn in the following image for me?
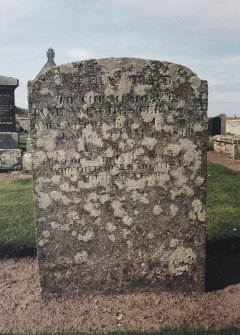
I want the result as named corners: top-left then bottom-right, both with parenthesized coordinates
top-left (207, 137), bottom-right (214, 151)
top-left (18, 132), bottom-right (28, 151)
top-left (207, 163), bottom-right (240, 241)
top-left (0, 178), bottom-right (35, 257)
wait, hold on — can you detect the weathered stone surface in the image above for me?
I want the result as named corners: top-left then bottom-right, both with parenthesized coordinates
top-left (0, 149), bottom-right (22, 170)
top-left (0, 132), bottom-right (18, 149)
top-left (26, 137), bottom-right (31, 152)
top-left (28, 58), bottom-right (208, 296)
top-left (22, 152), bottom-right (32, 171)
top-left (16, 117), bottom-right (30, 133)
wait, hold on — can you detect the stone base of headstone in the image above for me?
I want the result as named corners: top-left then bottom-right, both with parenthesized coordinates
top-left (22, 152), bottom-right (32, 171)
top-left (0, 132), bottom-right (19, 149)
top-left (0, 149), bottom-right (22, 170)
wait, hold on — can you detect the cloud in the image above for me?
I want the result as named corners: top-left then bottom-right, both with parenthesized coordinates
top-left (67, 48), bottom-right (95, 61)
top-left (106, 0), bottom-right (240, 32)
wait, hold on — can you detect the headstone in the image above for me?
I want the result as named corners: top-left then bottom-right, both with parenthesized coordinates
top-left (0, 132), bottom-right (18, 149)
top-left (219, 113), bottom-right (227, 135)
top-left (0, 75), bottom-right (19, 132)
top-left (36, 48), bottom-right (56, 80)
top-left (29, 58), bottom-right (208, 297)
top-left (0, 75), bottom-right (21, 170)
top-left (208, 116), bottom-right (221, 136)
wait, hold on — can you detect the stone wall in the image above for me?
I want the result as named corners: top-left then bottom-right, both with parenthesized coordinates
top-left (0, 149), bottom-right (22, 170)
top-left (213, 135), bottom-right (240, 160)
top-left (226, 119), bottom-right (240, 135)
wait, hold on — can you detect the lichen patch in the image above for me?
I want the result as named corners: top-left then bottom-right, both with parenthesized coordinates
top-left (153, 205), bottom-right (163, 216)
top-left (106, 222), bottom-right (117, 233)
top-left (74, 251), bottom-right (88, 264)
top-left (169, 247), bottom-right (196, 276)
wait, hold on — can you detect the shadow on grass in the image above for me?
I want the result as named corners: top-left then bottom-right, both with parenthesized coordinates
top-left (0, 244), bottom-right (37, 259)
top-left (0, 239), bottom-right (240, 292)
top-left (206, 238), bottom-right (240, 291)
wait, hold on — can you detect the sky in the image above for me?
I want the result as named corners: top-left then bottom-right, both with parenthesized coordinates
top-left (0, 0), bottom-right (240, 117)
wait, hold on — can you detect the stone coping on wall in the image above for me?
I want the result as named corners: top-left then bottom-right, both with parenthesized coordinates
top-left (213, 134), bottom-right (240, 144)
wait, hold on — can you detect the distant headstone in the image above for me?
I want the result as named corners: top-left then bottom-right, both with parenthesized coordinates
top-left (0, 132), bottom-right (18, 149)
top-left (29, 58), bottom-right (208, 296)
top-left (0, 75), bottom-right (19, 132)
top-left (36, 48), bottom-right (56, 80)
top-left (0, 75), bottom-right (21, 170)
top-left (208, 116), bottom-right (221, 136)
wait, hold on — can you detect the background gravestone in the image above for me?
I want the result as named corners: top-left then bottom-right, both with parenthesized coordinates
top-left (0, 75), bottom-right (18, 132)
top-left (29, 58), bottom-right (208, 296)
top-left (0, 75), bottom-right (21, 170)
top-left (208, 116), bottom-right (221, 136)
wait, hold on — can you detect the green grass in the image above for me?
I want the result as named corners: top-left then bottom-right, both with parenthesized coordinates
top-left (18, 132), bottom-right (28, 151)
top-left (0, 178), bottom-right (35, 256)
top-left (207, 137), bottom-right (214, 151)
top-left (0, 162), bottom-right (239, 255)
top-left (1, 327), bottom-right (240, 335)
top-left (207, 163), bottom-right (240, 241)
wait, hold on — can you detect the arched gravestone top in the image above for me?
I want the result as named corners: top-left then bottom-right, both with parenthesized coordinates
top-left (28, 58), bottom-right (208, 297)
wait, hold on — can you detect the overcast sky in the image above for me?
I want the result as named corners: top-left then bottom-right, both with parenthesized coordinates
top-left (1, 0), bottom-right (240, 117)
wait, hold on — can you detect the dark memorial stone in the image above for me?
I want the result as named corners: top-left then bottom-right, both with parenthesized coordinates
top-left (208, 116), bottom-right (221, 136)
top-left (0, 132), bottom-right (18, 149)
top-left (29, 58), bottom-right (208, 297)
top-left (0, 75), bottom-right (19, 132)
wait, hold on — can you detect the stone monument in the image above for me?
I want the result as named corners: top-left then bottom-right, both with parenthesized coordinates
top-left (36, 47), bottom-right (56, 80)
top-left (29, 58), bottom-right (208, 297)
top-left (22, 48), bottom-right (57, 173)
top-left (0, 75), bottom-right (21, 170)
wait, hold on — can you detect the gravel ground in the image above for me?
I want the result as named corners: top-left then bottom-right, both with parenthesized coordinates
top-left (0, 151), bottom-right (239, 333)
top-left (207, 151), bottom-right (240, 171)
top-left (0, 258), bottom-right (239, 333)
